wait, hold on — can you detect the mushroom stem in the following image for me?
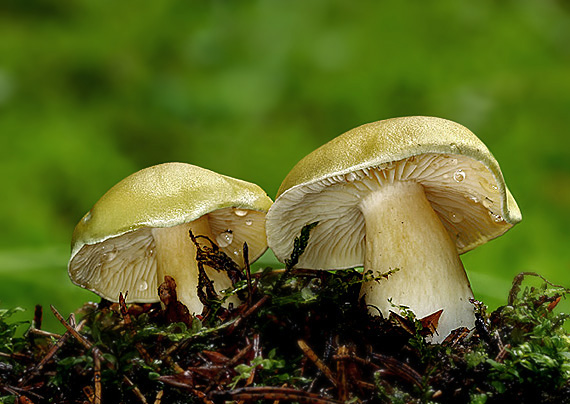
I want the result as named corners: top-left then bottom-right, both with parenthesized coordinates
top-left (358, 181), bottom-right (475, 342)
top-left (152, 216), bottom-right (235, 315)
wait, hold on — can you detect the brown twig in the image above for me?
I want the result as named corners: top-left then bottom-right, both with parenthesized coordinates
top-left (118, 292), bottom-right (155, 365)
top-left (371, 353), bottom-right (423, 389)
top-left (50, 305), bottom-right (149, 404)
top-left (210, 387), bottom-right (343, 404)
top-left (204, 344), bottom-right (253, 393)
top-left (227, 295), bottom-right (270, 334)
top-left (297, 340), bottom-right (337, 387)
top-left (19, 315), bottom-right (87, 387)
top-left (93, 350), bottom-right (102, 404)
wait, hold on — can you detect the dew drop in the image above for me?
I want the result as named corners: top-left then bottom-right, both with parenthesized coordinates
top-left (479, 178), bottom-right (498, 192)
top-left (245, 219), bottom-right (253, 226)
top-left (145, 248), bottom-right (155, 258)
top-left (234, 209), bottom-right (248, 217)
top-left (465, 194), bottom-right (479, 204)
top-left (102, 249), bottom-right (117, 262)
top-left (216, 230), bottom-right (234, 247)
top-left (453, 169), bottom-right (466, 182)
top-left (137, 280), bottom-right (149, 292)
top-left (456, 236), bottom-right (466, 250)
top-left (83, 211), bottom-right (92, 222)
top-left (450, 212), bottom-right (464, 223)
top-left (489, 212), bottom-right (504, 223)
top-left (346, 172), bottom-right (358, 182)
top-left (482, 197), bottom-right (494, 209)
top-left (450, 143), bottom-right (460, 153)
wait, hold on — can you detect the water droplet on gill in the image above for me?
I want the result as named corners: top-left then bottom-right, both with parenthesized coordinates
top-left (450, 212), bottom-right (464, 223)
top-left (102, 249), bottom-right (117, 262)
top-left (145, 248), bottom-right (155, 258)
top-left (489, 212), bottom-right (504, 223)
top-left (479, 178), bottom-right (499, 192)
top-left (456, 235), bottom-right (466, 249)
top-left (453, 169), bottom-right (466, 182)
top-left (346, 172), bottom-right (358, 182)
top-left (232, 249), bottom-right (240, 256)
top-left (216, 230), bottom-right (234, 247)
top-left (465, 194), bottom-right (480, 204)
top-left (234, 209), bottom-right (248, 217)
top-left (137, 280), bottom-right (149, 292)
top-left (482, 197), bottom-right (494, 209)
top-left (245, 219), bottom-right (253, 226)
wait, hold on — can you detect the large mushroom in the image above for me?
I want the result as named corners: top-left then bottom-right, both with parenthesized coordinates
top-left (68, 162), bottom-right (273, 314)
top-left (266, 116), bottom-right (521, 341)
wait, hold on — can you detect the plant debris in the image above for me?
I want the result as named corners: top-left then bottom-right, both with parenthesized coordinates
top-left (1, 226), bottom-right (570, 403)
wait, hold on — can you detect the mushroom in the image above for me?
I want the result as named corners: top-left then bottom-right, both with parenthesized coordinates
top-left (266, 116), bottom-right (521, 341)
top-left (68, 162), bottom-right (273, 314)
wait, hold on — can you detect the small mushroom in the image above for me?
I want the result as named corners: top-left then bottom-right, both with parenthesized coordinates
top-left (266, 116), bottom-right (521, 341)
top-left (68, 162), bottom-right (273, 314)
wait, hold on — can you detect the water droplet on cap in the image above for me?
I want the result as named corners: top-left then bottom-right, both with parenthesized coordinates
top-left (216, 230), bottom-right (234, 247)
top-left (83, 212), bottom-right (92, 222)
top-left (234, 209), bottom-right (248, 217)
top-left (453, 169), bottom-right (466, 182)
top-left (245, 219), bottom-right (253, 226)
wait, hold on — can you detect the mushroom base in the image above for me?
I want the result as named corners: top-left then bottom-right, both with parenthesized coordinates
top-left (358, 181), bottom-right (475, 342)
top-left (152, 216), bottom-right (237, 315)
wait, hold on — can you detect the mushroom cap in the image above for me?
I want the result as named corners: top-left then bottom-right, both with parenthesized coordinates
top-left (69, 162), bottom-right (273, 302)
top-left (266, 116), bottom-right (521, 269)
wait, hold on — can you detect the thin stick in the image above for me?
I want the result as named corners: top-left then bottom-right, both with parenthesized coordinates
top-left (243, 242), bottom-right (253, 307)
top-left (93, 351), bottom-right (102, 404)
top-left (119, 293), bottom-right (154, 365)
top-left (204, 345), bottom-right (252, 393)
top-left (19, 316), bottom-right (87, 387)
top-left (210, 387), bottom-right (343, 404)
top-left (297, 340), bottom-right (337, 387)
top-left (50, 305), bottom-right (149, 404)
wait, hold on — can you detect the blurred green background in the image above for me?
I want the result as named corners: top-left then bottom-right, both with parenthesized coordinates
top-left (1, 0), bottom-right (569, 332)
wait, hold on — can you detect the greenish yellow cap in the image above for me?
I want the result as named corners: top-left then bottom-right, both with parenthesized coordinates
top-left (267, 116), bottom-right (521, 269)
top-left (69, 162), bottom-right (273, 302)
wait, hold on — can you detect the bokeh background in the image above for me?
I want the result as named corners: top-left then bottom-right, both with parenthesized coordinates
top-left (1, 0), bottom-right (569, 332)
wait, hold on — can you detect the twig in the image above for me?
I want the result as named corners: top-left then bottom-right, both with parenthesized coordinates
top-left (154, 390), bottom-right (164, 404)
top-left (19, 315), bottom-right (87, 387)
top-left (243, 242), bottom-right (253, 307)
top-left (297, 340), bottom-right (337, 387)
top-left (118, 293), bottom-right (155, 365)
top-left (210, 387), bottom-right (343, 404)
top-left (204, 344), bottom-right (253, 393)
top-left (227, 295), bottom-right (270, 334)
top-left (50, 305), bottom-right (149, 404)
top-left (371, 353), bottom-right (423, 389)
top-left (33, 305), bottom-right (42, 330)
top-left (93, 350), bottom-right (102, 404)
